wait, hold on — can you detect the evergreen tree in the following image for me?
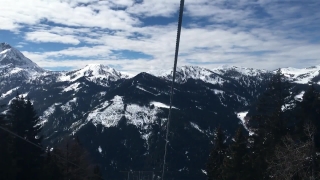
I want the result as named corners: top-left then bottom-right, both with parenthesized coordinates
top-left (221, 127), bottom-right (248, 180)
top-left (7, 95), bottom-right (44, 180)
top-left (49, 137), bottom-right (100, 180)
top-left (255, 70), bottom-right (291, 138)
top-left (0, 105), bottom-right (16, 180)
top-left (246, 70), bottom-right (292, 179)
top-left (298, 85), bottom-right (320, 147)
top-left (42, 151), bottom-right (63, 180)
top-left (246, 134), bottom-right (267, 180)
top-left (91, 165), bottom-right (103, 180)
top-left (206, 126), bottom-right (226, 180)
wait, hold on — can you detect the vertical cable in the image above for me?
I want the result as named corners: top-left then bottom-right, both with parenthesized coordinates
top-left (161, 0), bottom-right (185, 180)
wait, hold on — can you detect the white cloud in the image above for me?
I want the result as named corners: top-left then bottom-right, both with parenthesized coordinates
top-left (0, 0), bottom-right (140, 31)
top-left (1, 0), bottom-right (320, 74)
top-left (25, 31), bottom-right (80, 45)
top-left (127, 0), bottom-right (180, 17)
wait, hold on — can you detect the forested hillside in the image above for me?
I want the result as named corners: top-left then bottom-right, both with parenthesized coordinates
top-left (207, 71), bottom-right (320, 180)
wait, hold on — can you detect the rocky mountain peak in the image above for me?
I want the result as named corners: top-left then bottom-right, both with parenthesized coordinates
top-left (0, 43), bottom-right (43, 72)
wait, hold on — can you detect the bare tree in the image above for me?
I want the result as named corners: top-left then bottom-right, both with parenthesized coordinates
top-left (51, 137), bottom-right (103, 180)
top-left (267, 122), bottom-right (319, 180)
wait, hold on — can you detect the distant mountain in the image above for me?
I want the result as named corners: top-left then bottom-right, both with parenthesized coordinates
top-left (56, 64), bottom-right (129, 87)
top-left (0, 43), bottom-right (319, 179)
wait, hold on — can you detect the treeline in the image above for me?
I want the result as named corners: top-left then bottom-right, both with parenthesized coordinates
top-left (0, 95), bottom-right (103, 180)
top-left (207, 71), bottom-right (320, 180)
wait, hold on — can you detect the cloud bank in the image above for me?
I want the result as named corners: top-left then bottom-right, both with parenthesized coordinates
top-left (1, 0), bottom-right (319, 74)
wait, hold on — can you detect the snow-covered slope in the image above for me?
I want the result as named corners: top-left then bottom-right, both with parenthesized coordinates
top-left (212, 65), bottom-right (269, 79)
top-left (150, 65), bottom-right (272, 86)
top-left (280, 66), bottom-right (320, 84)
top-left (150, 66), bottom-right (227, 85)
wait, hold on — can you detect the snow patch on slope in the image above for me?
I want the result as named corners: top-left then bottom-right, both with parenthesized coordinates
top-left (98, 146), bottom-right (102, 154)
top-left (150, 101), bottom-right (178, 109)
top-left (62, 82), bottom-right (81, 92)
top-left (294, 91), bottom-right (305, 102)
top-left (86, 96), bottom-right (163, 129)
top-left (87, 96), bottom-right (124, 127)
top-left (136, 86), bottom-right (160, 96)
top-left (190, 122), bottom-right (204, 134)
top-left (38, 103), bottom-right (62, 126)
top-left (0, 87), bottom-right (19, 99)
top-left (237, 111), bottom-right (253, 135)
top-left (61, 98), bottom-right (77, 113)
top-left (212, 89), bottom-right (224, 95)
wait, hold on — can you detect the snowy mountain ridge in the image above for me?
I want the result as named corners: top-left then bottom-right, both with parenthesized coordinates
top-left (280, 65), bottom-right (320, 84)
top-left (1, 43), bottom-right (320, 179)
top-left (57, 64), bottom-right (129, 87)
top-left (2, 43), bottom-right (320, 87)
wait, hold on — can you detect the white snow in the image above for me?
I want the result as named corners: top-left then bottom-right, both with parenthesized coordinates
top-left (38, 103), bottom-right (62, 126)
top-left (237, 111), bottom-right (254, 135)
top-left (150, 66), bottom-right (226, 85)
top-left (57, 64), bottom-right (128, 86)
top-left (87, 96), bottom-right (124, 127)
top-left (190, 122), bottom-right (204, 134)
top-left (20, 92), bottom-right (29, 98)
top-left (0, 87), bottom-right (19, 99)
top-left (136, 86), bottom-right (159, 96)
top-left (72, 96), bottom-right (166, 142)
top-left (0, 43), bottom-right (44, 72)
top-left (212, 65), bottom-right (268, 77)
top-left (98, 146), bottom-right (102, 154)
top-left (125, 104), bottom-right (159, 128)
top-left (61, 97), bottom-right (77, 113)
top-left (150, 101), bottom-right (178, 109)
top-left (212, 89), bottom-right (224, 95)
top-left (201, 169), bottom-right (207, 175)
top-left (85, 96), bottom-right (163, 130)
top-left (280, 66), bottom-right (320, 84)
top-left (62, 82), bottom-right (81, 92)
top-left (294, 91), bottom-right (305, 102)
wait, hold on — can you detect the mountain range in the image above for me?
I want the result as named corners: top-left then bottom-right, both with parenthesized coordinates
top-left (0, 42), bottom-right (319, 179)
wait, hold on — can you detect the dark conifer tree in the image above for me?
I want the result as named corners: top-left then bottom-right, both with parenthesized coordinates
top-left (91, 165), bottom-right (103, 180)
top-left (246, 70), bottom-right (292, 179)
top-left (48, 137), bottom-right (100, 180)
top-left (221, 127), bottom-right (248, 180)
top-left (254, 69), bottom-right (291, 139)
top-left (206, 126), bottom-right (226, 180)
top-left (42, 151), bottom-right (63, 180)
top-left (298, 85), bottom-right (320, 147)
top-left (0, 105), bottom-right (16, 180)
top-left (7, 95), bottom-right (44, 180)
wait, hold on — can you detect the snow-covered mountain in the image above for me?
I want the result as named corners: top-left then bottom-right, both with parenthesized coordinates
top-left (0, 42), bottom-right (43, 72)
top-left (1, 43), bottom-right (319, 179)
top-left (57, 64), bottom-right (129, 87)
top-left (280, 65), bottom-right (320, 84)
top-left (150, 66), bottom-right (227, 85)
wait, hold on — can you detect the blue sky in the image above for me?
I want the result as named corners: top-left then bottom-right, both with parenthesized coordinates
top-left (0, 0), bottom-right (319, 74)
